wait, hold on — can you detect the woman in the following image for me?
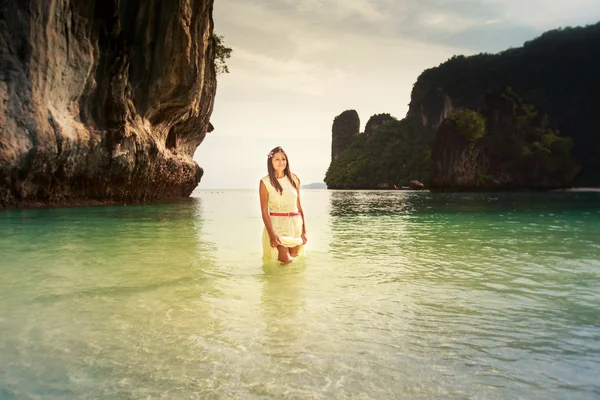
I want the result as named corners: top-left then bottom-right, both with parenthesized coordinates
top-left (259, 146), bottom-right (308, 264)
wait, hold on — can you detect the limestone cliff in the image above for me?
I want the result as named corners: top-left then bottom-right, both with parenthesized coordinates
top-left (331, 110), bottom-right (359, 161)
top-left (0, 0), bottom-right (217, 208)
top-left (430, 90), bottom-right (579, 191)
top-left (407, 23), bottom-right (600, 185)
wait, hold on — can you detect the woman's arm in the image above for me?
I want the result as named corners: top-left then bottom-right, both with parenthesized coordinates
top-left (259, 180), bottom-right (281, 247)
top-left (294, 175), bottom-right (308, 243)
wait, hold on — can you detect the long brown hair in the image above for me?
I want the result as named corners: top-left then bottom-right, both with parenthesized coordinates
top-left (267, 146), bottom-right (299, 194)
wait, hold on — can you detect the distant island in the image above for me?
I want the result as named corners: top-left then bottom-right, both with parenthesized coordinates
top-left (301, 182), bottom-right (327, 189)
top-left (325, 22), bottom-right (600, 191)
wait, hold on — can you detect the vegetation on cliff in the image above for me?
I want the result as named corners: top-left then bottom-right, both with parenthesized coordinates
top-left (325, 116), bottom-right (433, 189)
top-left (409, 22), bottom-right (600, 186)
top-left (431, 89), bottom-right (579, 190)
top-left (213, 34), bottom-right (232, 74)
top-left (364, 113), bottom-right (395, 136)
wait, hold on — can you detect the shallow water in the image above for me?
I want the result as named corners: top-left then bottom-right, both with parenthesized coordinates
top-left (1, 190), bottom-right (599, 399)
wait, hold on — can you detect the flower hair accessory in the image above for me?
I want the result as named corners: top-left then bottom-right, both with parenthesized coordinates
top-left (268, 147), bottom-right (283, 158)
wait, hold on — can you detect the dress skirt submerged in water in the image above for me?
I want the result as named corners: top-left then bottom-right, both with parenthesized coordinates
top-left (261, 217), bottom-right (305, 261)
top-left (261, 175), bottom-right (305, 262)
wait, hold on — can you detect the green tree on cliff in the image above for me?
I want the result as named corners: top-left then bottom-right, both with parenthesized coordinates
top-left (432, 90), bottom-right (579, 189)
top-left (448, 109), bottom-right (485, 142)
top-left (213, 33), bottom-right (232, 74)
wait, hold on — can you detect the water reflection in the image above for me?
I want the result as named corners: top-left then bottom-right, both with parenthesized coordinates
top-left (327, 191), bottom-right (416, 263)
top-left (326, 190), bottom-right (600, 397)
top-left (328, 190), bottom-right (415, 216)
top-left (260, 262), bottom-right (307, 359)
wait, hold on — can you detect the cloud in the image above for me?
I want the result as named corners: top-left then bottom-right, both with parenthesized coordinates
top-left (327, 0), bottom-right (389, 23)
top-left (432, 24), bottom-right (538, 52)
top-left (480, 0), bottom-right (600, 30)
top-left (276, 0), bottom-right (391, 23)
top-left (418, 12), bottom-right (479, 33)
top-left (225, 48), bottom-right (336, 96)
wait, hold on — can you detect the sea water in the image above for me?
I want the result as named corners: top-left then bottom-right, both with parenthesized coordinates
top-left (1, 190), bottom-right (599, 399)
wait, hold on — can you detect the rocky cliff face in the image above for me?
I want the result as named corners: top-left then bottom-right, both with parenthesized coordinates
top-left (430, 90), bottom-right (579, 191)
top-left (331, 110), bottom-right (359, 161)
top-left (430, 117), bottom-right (487, 190)
top-left (0, 0), bottom-right (217, 208)
top-left (407, 84), bottom-right (456, 132)
top-left (407, 23), bottom-right (600, 186)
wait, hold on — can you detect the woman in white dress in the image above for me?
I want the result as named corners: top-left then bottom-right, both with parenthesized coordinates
top-left (259, 146), bottom-right (307, 264)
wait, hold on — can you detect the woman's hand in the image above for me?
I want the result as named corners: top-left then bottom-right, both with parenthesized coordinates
top-left (270, 235), bottom-right (282, 248)
top-left (301, 233), bottom-right (308, 244)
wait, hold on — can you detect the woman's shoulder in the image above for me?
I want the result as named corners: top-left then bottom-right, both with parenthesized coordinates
top-left (260, 175), bottom-right (272, 188)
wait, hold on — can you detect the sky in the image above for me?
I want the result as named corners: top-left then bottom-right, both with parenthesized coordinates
top-left (193, 0), bottom-right (600, 189)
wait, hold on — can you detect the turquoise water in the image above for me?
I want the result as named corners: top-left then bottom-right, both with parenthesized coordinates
top-left (1, 190), bottom-right (599, 399)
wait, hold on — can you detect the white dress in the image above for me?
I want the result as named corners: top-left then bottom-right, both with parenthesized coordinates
top-left (261, 175), bottom-right (305, 261)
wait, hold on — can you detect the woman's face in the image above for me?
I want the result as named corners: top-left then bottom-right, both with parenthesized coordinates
top-left (271, 151), bottom-right (287, 173)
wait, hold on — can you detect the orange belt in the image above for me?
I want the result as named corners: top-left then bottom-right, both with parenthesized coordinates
top-left (270, 212), bottom-right (301, 216)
